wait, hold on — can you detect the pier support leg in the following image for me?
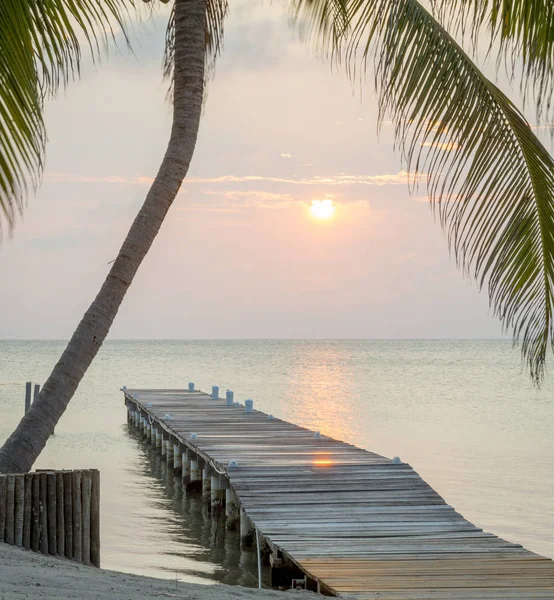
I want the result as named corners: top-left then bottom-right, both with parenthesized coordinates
top-left (186, 459), bottom-right (201, 494)
top-left (161, 433), bottom-right (168, 460)
top-left (240, 508), bottom-right (254, 546)
top-left (202, 467), bottom-right (212, 504)
top-left (173, 444), bottom-right (182, 474)
top-left (225, 488), bottom-right (239, 530)
top-left (182, 449), bottom-right (191, 483)
top-left (166, 436), bottom-right (174, 467)
top-left (156, 428), bottom-right (162, 451)
top-left (210, 475), bottom-right (225, 513)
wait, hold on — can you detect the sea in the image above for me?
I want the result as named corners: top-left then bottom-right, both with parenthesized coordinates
top-left (0, 340), bottom-right (553, 585)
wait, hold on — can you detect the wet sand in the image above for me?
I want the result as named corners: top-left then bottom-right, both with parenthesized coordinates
top-left (0, 544), bottom-right (301, 600)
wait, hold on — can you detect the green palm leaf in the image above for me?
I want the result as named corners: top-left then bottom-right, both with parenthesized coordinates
top-left (0, 0), bottom-right (130, 234)
top-left (292, 0), bottom-right (554, 382)
top-left (344, 0), bottom-right (554, 383)
top-left (429, 1), bottom-right (554, 119)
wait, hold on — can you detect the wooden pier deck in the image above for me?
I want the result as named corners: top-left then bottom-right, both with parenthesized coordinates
top-left (122, 388), bottom-right (554, 599)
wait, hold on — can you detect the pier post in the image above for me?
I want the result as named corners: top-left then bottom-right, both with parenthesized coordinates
top-left (23, 473), bottom-right (32, 550)
top-left (55, 472), bottom-right (64, 557)
top-left (225, 488), bottom-right (239, 529)
top-left (240, 508), bottom-right (254, 546)
top-left (173, 443), bottom-right (182, 474)
top-left (211, 474), bottom-right (224, 513)
top-left (166, 436), bottom-right (174, 466)
top-left (14, 474), bottom-right (24, 547)
top-left (245, 399), bottom-right (253, 414)
top-left (202, 466), bottom-right (212, 503)
top-left (156, 427), bottom-right (162, 450)
top-left (182, 449), bottom-right (191, 483)
top-left (211, 385), bottom-right (219, 400)
top-left (186, 458), bottom-right (201, 494)
top-left (161, 432), bottom-right (168, 460)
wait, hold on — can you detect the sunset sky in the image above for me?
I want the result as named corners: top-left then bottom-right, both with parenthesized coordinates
top-left (0, 1), bottom-right (523, 340)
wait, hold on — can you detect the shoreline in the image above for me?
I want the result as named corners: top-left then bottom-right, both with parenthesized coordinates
top-left (0, 544), bottom-right (296, 600)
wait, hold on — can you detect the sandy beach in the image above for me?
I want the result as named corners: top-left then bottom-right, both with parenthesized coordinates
top-left (0, 544), bottom-right (296, 600)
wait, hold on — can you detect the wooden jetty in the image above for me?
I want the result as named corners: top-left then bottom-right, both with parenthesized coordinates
top-left (123, 387), bottom-right (554, 599)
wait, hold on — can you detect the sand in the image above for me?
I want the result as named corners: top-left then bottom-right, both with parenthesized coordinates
top-left (0, 544), bottom-right (308, 600)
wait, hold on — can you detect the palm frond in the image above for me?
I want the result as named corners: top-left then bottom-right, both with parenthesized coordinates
top-left (429, 1), bottom-right (554, 121)
top-left (0, 0), bottom-right (131, 235)
top-left (337, 0), bottom-right (554, 383)
top-left (289, 0), bottom-right (349, 55)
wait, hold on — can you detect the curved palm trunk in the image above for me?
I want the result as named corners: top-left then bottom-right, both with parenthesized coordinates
top-left (0, 0), bottom-right (206, 474)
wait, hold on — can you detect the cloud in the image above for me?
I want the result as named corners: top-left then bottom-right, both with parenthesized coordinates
top-left (44, 172), bottom-right (154, 186)
top-left (184, 172), bottom-right (410, 186)
top-left (44, 171), bottom-right (412, 188)
top-left (280, 153), bottom-right (293, 158)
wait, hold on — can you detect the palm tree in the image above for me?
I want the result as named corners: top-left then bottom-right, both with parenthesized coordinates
top-left (0, 0), bottom-right (211, 473)
top-left (1, 0), bottom-right (553, 473)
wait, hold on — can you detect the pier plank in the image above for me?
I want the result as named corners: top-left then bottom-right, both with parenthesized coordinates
top-left (123, 388), bottom-right (554, 599)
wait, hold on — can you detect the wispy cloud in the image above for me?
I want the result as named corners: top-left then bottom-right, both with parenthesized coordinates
top-left (44, 171), bottom-right (412, 188)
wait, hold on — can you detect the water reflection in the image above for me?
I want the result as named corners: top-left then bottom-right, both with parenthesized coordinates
top-left (284, 341), bottom-right (358, 444)
top-left (121, 425), bottom-right (269, 588)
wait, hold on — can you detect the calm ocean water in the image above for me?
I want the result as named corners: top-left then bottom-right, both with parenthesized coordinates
top-left (0, 340), bottom-right (553, 584)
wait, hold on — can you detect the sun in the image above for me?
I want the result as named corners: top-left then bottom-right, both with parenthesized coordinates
top-left (310, 199), bottom-right (336, 220)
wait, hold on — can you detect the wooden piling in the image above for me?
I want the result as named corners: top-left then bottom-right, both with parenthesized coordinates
top-left (240, 508), bottom-right (254, 546)
top-left (22, 473), bottom-right (32, 549)
top-left (81, 470), bottom-right (92, 565)
top-left (90, 469), bottom-right (100, 568)
top-left (25, 381), bottom-right (32, 413)
top-left (0, 476), bottom-right (6, 543)
top-left (14, 474), bottom-right (24, 547)
top-left (156, 428), bottom-right (162, 450)
top-left (185, 458), bottom-right (201, 494)
top-left (33, 383), bottom-right (40, 402)
top-left (39, 472), bottom-right (48, 554)
top-left (62, 471), bottom-right (73, 559)
top-left (47, 472), bottom-right (57, 555)
top-left (166, 436), bottom-right (174, 466)
top-left (56, 472), bottom-right (65, 557)
top-left (30, 474), bottom-right (40, 552)
top-left (161, 432), bottom-right (167, 460)
top-left (173, 443), bottom-right (182, 474)
top-left (5, 475), bottom-right (15, 545)
top-left (202, 466), bottom-right (212, 502)
top-left (71, 471), bottom-right (82, 562)
top-left (182, 449), bottom-right (191, 482)
top-left (211, 474), bottom-right (225, 512)
top-left (226, 488), bottom-right (239, 529)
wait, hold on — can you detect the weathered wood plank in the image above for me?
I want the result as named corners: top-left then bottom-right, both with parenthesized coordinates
top-left (123, 388), bottom-right (554, 599)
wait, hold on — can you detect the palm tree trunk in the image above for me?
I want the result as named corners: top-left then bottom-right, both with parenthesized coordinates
top-left (0, 0), bottom-right (206, 474)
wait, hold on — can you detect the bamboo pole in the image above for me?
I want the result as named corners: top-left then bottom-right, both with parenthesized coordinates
top-left (90, 470), bottom-right (100, 568)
